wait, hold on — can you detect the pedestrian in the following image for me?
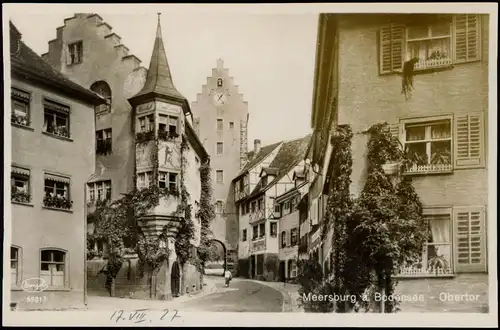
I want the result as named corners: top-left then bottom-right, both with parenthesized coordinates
top-left (224, 269), bottom-right (232, 287)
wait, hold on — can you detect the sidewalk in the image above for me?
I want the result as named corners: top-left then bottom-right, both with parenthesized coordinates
top-left (85, 276), bottom-right (218, 311)
top-left (241, 279), bottom-right (303, 312)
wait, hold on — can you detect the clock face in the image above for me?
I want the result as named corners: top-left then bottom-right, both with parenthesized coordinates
top-left (213, 92), bottom-right (227, 105)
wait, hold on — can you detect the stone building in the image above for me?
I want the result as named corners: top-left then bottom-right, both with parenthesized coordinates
top-left (304, 13), bottom-right (489, 312)
top-left (42, 13), bottom-right (209, 300)
top-left (190, 59), bottom-right (249, 270)
top-left (9, 21), bottom-right (105, 310)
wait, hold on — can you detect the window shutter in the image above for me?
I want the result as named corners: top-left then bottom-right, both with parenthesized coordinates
top-left (389, 123), bottom-right (400, 141)
top-left (379, 24), bottom-right (404, 74)
top-left (454, 112), bottom-right (484, 168)
top-left (65, 45), bottom-right (72, 65)
top-left (453, 14), bottom-right (481, 63)
top-left (453, 206), bottom-right (487, 273)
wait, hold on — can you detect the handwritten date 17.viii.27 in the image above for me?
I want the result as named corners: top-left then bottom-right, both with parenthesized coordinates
top-left (110, 309), bottom-right (181, 324)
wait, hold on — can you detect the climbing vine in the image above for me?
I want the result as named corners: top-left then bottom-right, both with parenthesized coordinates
top-left (87, 131), bottom-right (210, 293)
top-left (298, 122), bottom-right (427, 313)
top-left (401, 58), bottom-right (418, 101)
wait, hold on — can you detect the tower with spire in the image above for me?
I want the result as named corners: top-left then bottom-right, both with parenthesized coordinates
top-left (128, 13), bottom-right (209, 299)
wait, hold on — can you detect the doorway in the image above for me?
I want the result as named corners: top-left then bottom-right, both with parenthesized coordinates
top-left (171, 261), bottom-right (180, 297)
top-left (279, 261), bottom-right (286, 282)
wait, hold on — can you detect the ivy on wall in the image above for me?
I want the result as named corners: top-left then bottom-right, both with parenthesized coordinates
top-left (297, 122), bottom-right (427, 313)
top-left (87, 131), bottom-right (213, 293)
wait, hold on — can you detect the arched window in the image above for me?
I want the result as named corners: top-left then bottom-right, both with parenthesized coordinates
top-left (90, 81), bottom-right (112, 114)
top-left (40, 248), bottom-right (68, 288)
top-left (11, 245), bottom-right (21, 286)
top-left (217, 78), bottom-right (223, 88)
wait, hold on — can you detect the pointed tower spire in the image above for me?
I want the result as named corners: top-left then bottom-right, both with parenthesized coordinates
top-left (129, 13), bottom-right (186, 105)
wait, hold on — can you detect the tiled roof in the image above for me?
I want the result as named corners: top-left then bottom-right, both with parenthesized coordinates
top-left (9, 21), bottom-right (104, 105)
top-left (235, 141), bottom-right (282, 179)
top-left (247, 134), bottom-right (312, 199)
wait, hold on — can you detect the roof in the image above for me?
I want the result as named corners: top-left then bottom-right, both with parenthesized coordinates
top-left (9, 21), bottom-right (105, 105)
top-left (247, 134), bottom-right (312, 199)
top-left (234, 141), bottom-right (282, 180)
top-left (129, 15), bottom-right (186, 103)
top-left (260, 167), bottom-right (279, 177)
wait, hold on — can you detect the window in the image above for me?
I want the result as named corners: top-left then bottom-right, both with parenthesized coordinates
top-left (216, 170), bottom-right (224, 184)
top-left (68, 41), bottom-right (83, 65)
top-left (281, 231), bottom-right (287, 248)
top-left (43, 99), bottom-right (70, 138)
top-left (137, 171), bottom-right (153, 189)
top-left (88, 180), bottom-right (111, 202)
top-left (403, 119), bottom-right (452, 174)
top-left (399, 209), bottom-right (453, 277)
top-left (216, 201), bottom-right (225, 214)
top-left (90, 81), bottom-right (112, 114)
top-left (242, 229), bottom-right (247, 242)
top-left (138, 114), bottom-right (155, 133)
top-left (216, 142), bottom-right (224, 155)
top-left (11, 166), bottom-right (30, 204)
top-left (379, 14), bottom-right (481, 75)
top-left (44, 174), bottom-right (72, 210)
top-left (158, 114), bottom-right (179, 140)
top-left (406, 21), bottom-right (453, 70)
top-left (40, 249), bottom-right (66, 287)
top-left (259, 223), bottom-right (265, 238)
top-left (11, 87), bottom-right (30, 127)
top-left (253, 225), bottom-right (258, 240)
top-left (258, 198), bottom-right (263, 210)
top-left (291, 228), bottom-right (298, 246)
top-left (11, 246), bottom-right (19, 286)
top-left (290, 197), bottom-right (296, 212)
top-left (229, 122), bottom-right (234, 129)
top-left (274, 204), bottom-right (280, 213)
top-left (270, 222), bottom-right (278, 237)
top-left (454, 206), bottom-right (487, 272)
top-left (217, 78), bottom-right (223, 87)
top-left (217, 119), bottom-right (223, 131)
top-left (96, 128), bottom-right (112, 155)
top-left (251, 201), bottom-right (256, 213)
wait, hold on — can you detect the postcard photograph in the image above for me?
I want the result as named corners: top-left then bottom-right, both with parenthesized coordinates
top-left (2, 3), bottom-right (497, 327)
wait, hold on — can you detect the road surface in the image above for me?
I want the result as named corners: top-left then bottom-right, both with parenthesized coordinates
top-left (176, 276), bottom-right (284, 312)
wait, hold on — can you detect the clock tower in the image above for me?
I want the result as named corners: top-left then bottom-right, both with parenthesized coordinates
top-left (191, 58), bottom-right (249, 268)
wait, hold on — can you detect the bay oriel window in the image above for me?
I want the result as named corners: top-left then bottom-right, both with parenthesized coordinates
top-left (11, 87), bottom-right (30, 127)
top-left (136, 114), bottom-right (155, 142)
top-left (43, 99), bottom-right (70, 138)
top-left (158, 114), bottom-right (179, 140)
top-left (158, 171), bottom-right (178, 193)
top-left (40, 249), bottom-right (67, 288)
top-left (11, 166), bottom-right (30, 204)
top-left (380, 14), bottom-right (481, 75)
top-left (43, 174), bottom-right (72, 210)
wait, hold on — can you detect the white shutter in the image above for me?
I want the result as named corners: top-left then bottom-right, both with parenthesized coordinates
top-left (390, 123), bottom-right (400, 141)
top-left (453, 14), bottom-right (481, 63)
top-left (454, 112), bottom-right (484, 168)
top-left (453, 206), bottom-right (487, 273)
top-left (379, 24), bottom-right (404, 74)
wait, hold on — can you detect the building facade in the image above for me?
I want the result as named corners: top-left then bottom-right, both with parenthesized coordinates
top-left (42, 13), bottom-right (209, 300)
top-left (304, 13), bottom-right (489, 310)
top-left (234, 135), bottom-right (311, 279)
top-left (9, 21), bottom-right (105, 310)
top-left (190, 59), bottom-right (249, 268)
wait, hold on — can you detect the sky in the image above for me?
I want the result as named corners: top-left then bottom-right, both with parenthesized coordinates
top-left (6, 4), bottom-right (319, 148)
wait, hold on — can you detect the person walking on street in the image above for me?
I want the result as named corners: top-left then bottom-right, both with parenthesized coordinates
top-left (224, 269), bottom-right (232, 288)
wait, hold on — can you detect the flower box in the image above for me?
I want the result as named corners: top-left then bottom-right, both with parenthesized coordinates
top-left (43, 195), bottom-right (73, 210)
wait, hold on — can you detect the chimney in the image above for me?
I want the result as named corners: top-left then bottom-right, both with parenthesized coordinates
top-left (254, 139), bottom-right (261, 154)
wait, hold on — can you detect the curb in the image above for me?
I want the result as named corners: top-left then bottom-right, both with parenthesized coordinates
top-left (240, 279), bottom-right (300, 312)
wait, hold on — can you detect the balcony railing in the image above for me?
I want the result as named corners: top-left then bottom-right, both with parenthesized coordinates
top-left (404, 163), bottom-right (453, 174)
top-left (414, 58), bottom-right (453, 71)
top-left (396, 265), bottom-right (454, 277)
top-left (250, 239), bottom-right (266, 253)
